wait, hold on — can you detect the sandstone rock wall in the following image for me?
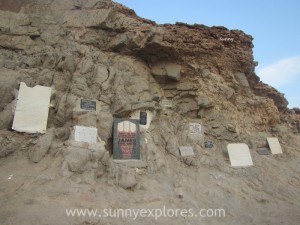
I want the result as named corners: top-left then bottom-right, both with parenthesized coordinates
top-left (0, 0), bottom-right (298, 172)
top-left (1, 2), bottom-right (300, 225)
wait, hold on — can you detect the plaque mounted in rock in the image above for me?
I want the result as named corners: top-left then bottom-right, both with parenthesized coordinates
top-left (267, 137), bottom-right (283, 155)
top-left (204, 141), bottom-right (214, 148)
top-left (189, 123), bottom-right (202, 135)
top-left (139, 111), bottom-right (147, 125)
top-left (130, 110), bottom-right (153, 130)
top-left (179, 146), bottom-right (194, 157)
top-left (12, 82), bottom-right (52, 134)
top-left (161, 99), bottom-right (173, 108)
top-left (80, 99), bottom-right (96, 111)
top-left (227, 143), bottom-right (253, 168)
top-left (73, 125), bottom-right (98, 144)
top-left (113, 118), bottom-right (140, 160)
top-left (256, 148), bottom-right (270, 155)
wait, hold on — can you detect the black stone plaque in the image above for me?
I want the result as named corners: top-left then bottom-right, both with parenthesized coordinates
top-left (113, 118), bottom-right (140, 160)
top-left (139, 112), bottom-right (147, 125)
top-left (204, 141), bottom-right (214, 148)
top-left (80, 99), bottom-right (96, 111)
top-left (256, 148), bottom-right (270, 155)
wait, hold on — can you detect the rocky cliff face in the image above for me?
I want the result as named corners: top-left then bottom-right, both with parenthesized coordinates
top-left (0, 0), bottom-right (291, 128)
top-left (0, 1), bottom-right (299, 225)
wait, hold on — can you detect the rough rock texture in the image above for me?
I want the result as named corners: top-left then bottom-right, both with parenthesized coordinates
top-left (0, 1), bottom-right (299, 225)
top-left (28, 129), bottom-right (54, 163)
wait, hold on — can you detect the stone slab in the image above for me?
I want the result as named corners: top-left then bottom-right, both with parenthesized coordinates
top-left (179, 146), bottom-right (194, 157)
top-left (267, 137), bottom-right (283, 155)
top-left (227, 143), bottom-right (253, 168)
top-left (12, 82), bottom-right (51, 133)
top-left (73, 125), bottom-right (98, 144)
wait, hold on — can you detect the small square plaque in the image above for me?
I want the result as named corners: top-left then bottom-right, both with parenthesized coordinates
top-left (74, 126), bottom-right (98, 144)
top-left (161, 99), bottom-right (173, 108)
top-left (189, 123), bottom-right (202, 135)
top-left (179, 146), bottom-right (194, 157)
top-left (80, 99), bottom-right (96, 111)
top-left (204, 141), bottom-right (214, 148)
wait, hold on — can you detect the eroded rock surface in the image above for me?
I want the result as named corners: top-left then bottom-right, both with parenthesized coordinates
top-left (0, 1), bottom-right (299, 225)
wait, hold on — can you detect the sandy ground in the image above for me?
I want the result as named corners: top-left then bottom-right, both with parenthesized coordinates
top-left (0, 1), bottom-right (299, 224)
top-left (1, 138), bottom-right (300, 225)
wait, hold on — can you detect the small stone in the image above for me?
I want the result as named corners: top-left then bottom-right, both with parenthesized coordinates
top-left (227, 124), bottom-right (237, 133)
top-left (234, 72), bottom-right (249, 87)
top-left (197, 96), bottom-right (213, 109)
top-left (201, 69), bottom-right (210, 78)
top-left (118, 169), bottom-right (137, 189)
top-left (29, 130), bottom-right (54, 163)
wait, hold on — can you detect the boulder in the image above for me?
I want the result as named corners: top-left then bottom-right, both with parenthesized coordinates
top-left (234, 72), bottom-right (250, 87)
top-left (118, 168), bottom-right (137, 189)
top-left (0, 100), bottom-right (15, 129)
top-left (196, 96), bottom-right (213, 109)
top-left (151, 61), bottom-right (181, 82)
top-left (0, 35), bottom-right (34, 50)
top-left (29, 130), bottom-right (54, 163)
top-left (63, 146), bottom-right (92, 173)
top-left (166, 136), bottom-right (180, 156)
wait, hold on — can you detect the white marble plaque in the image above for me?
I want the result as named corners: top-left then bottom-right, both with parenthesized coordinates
top-left (12, 82), bottom-right (51, 133)
top-left (74, 125), bottom-right (98, 144)
top-left (179, 146), bottom-right (194, 157)
top-left (189, 123), bottom-right (202, 135)
top-left (267, 137), bottom-right (283, 155)
top-left (227, 143), bottom-right (253, 168)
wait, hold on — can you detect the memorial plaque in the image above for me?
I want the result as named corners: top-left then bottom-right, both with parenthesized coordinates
top-left (256, 148), bottom-right (270, 155)
top-left (130, 110), bottom-right (153, 130)
top-left (267, 137), bottom-right (283, 154)
top-left (80, 99), bottom-right (96, 111)
top-left (204, 141), bottom-right (214, 148)
top-left (12, 82), bottom-right (51, 133)
top-left (113, 118), bottom-right (140, 160)
top-left (161, 99), bottom-right (173, 108)
top-left (189, 123), bottom-right (202, 135)
top-left (179, 146), bottom-right (194, 157)
top-left (74, 126), bottom-right (98, 144)
top-left (227, 143), bottom-right (253, 168)
top-left (139, 111), bottom-right (147, 125)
